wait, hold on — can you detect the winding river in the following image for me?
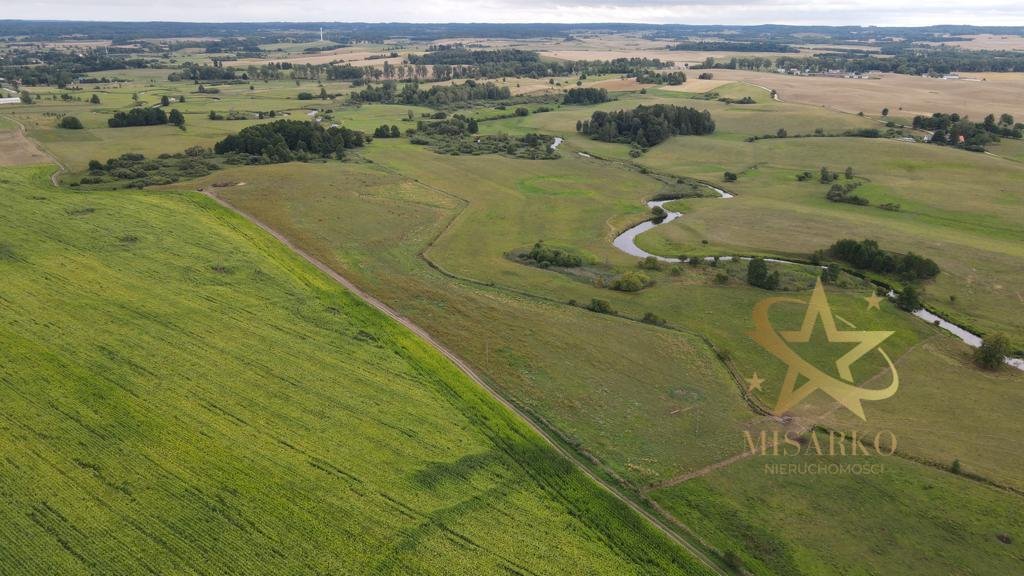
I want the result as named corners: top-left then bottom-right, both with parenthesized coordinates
top-left (611, 186), bottom-right (1024, 371)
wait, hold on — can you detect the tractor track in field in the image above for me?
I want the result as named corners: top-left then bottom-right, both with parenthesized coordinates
top-left (199, 188), bottom-right (730, 576)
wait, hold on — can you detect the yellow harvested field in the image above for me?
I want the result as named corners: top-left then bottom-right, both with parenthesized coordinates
top-left (541, 47), bottom-right (826, 68)
top-left (589, 77), bottom-right (655, 91)
top-left (658, 78), bottom-right (733, 93)
top-left (234, 49), bottom-right (410, 67)
top-left (713, 69), bottom-right (1024, 120)
top-left (0, 129), bottom-right (50, 166)
top-left (925, 34), bottom-right (1024, 51)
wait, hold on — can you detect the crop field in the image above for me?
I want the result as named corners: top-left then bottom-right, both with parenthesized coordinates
top-left (713, 69), bottom-right (1024, 120)
top-left (0, 165), bottom-right (715, 575)
top-left (5, 23), bottom-right (1024, 576)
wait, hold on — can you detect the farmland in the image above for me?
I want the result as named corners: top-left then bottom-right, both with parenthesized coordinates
top-left (0, 165), bottom-right (712, 575)
top-left (3, 19), bottom-right (1024, 576)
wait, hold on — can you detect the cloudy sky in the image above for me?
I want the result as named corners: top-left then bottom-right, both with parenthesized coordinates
top-left (6, 0), bottom-right (1024, 26)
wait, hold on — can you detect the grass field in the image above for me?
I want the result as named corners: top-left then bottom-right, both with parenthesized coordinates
top-left (206, 160), bottom-right (762, 487)
top-left (0, 165), bottom-right (715, 575)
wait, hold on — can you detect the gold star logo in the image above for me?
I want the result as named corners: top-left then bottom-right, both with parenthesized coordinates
top-left (749, 278), bottom-right (899, 420)
top-left (746, 372), bottom-right (765, 393)
top-left (864, 292), bottom-right (884, 310)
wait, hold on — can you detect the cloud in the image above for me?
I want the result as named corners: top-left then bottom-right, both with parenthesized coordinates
top-left (3, 0), bottom-right (1023, 25)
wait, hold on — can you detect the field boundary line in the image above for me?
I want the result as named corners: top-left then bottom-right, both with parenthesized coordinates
top-left (201, 188), bottom-right (730, 576)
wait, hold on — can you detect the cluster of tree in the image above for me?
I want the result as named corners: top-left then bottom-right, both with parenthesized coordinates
top-left (213, 120), bottom-right (366, 162)
top-left (826, 181), bottom-right (868, 205)
top-left (669, 41), bottom-right (799, 53)
top-left (563, 87), bottom-right (609, 105)
top-left (634, 70), bottom-right (686, 85)
top-left (576, 104), bottom-right (715, 147)
top-left (350, 80), bottom-right (511, 107)
top-left (827, 239), bottom-right (940, 281)
top-left (913, 112), bottom-right (1021, 150)
top-left (415, 114), bottom-right (479, 137)
top-left (524, 241), bottom-right (584, 267)
top-left (718, 96), bottom-right (755, 104)
top-left (697, 72), bottom-right (714, 80)
top-left (812, 166), bottom-right (854, 183)
top-left (107, 107), bottom-right (170, 128)
top-left (407, 48), bottom-right (563, 78)
top-left (77, 148), bottom-right (220, 189)
top-left (167, 63), bottom-right (240, 82)
top-left (770, 46), bottom-right (1024, 75)
top-left (413, 119), bottom-right (557, 159)
top-left (408, 48), bottom-right (675, 80)
top-left (747, 258), bottom-right (780, 290)
top-left (0, 48), bottom-right (152, 87)
top-left (373, 124), bottom-right (402, 138)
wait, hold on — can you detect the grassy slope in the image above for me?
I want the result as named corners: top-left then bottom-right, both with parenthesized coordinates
top-left (211, 161), bottom-right (757, 487)
top-left (650, 433), bottom-right (1024, 576)
top-left (210, 156), bottom-right (1024, 576)
top-left (0, 165), bottom-right (711, 575)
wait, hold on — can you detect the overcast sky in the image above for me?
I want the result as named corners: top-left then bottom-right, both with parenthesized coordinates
top-left (5, 0), bottom-right (1024, 26)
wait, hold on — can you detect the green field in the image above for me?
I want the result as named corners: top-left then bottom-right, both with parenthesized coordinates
top-left (0, 165), bottom-right (714, 575)
top-left (6, 48), bottom-right (1024, 576)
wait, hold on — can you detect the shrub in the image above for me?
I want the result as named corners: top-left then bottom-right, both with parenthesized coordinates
top-left (525, 241), bottom-right (583, 267)
top-left (974, 333), bottom-right (1010, 370)
top-left (895, 285), bottom-right (923, 311)
top-left (723, 171), bottom-right (737, 182)
top-left (587, 298), bottom-right (616, 315)
top-left (610, 271), bottom-right (651, 292)
top-left (58, 116), bottom-right (83, 129)
top-left (747, 258), bottom-right (779, 290)
top-left (641, 312), bottom-right (667, 326)
top-left (638, 256), bottom-right (662, 270)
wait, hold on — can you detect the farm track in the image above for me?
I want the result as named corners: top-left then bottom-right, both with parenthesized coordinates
top-left (199, 188), bottom-right (730, 576)
top-left (2, 114), bottom-right (67, 184)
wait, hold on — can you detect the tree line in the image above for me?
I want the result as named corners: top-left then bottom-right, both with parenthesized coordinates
top-left (350, 80), bottom-right (511, 107)
top-left (669, 41), bottom-right (799, 53)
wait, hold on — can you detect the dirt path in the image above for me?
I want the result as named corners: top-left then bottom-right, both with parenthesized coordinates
top-left (1, 114), bottom-right (67, 183)
top-left (200, 189), bottom-right (728, 575)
